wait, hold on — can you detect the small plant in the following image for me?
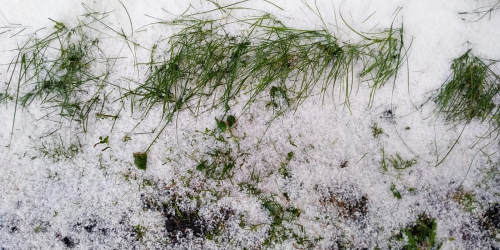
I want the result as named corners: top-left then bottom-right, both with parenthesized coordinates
top-left (215, 115), bottom-right (237, 133)
top-left (278, 151), bottom-right (294, 178)
top-left (380, 149), bottom-right (416, 172)
top-left (93, 136), bottom-right (109, 149)
top-left (5, 17), bottom-right (109, 136)
top-left (260, 196), bottom-right (305, 247)
top-left (133, 224), bottom-right (145, 240)
top-left (133, 152), bottom-right (147, 170)
top-left (128, 5), bottom-right (410, 150)
top-left (390, 183), bottom-right (402, 199)
top-left (371, 123), bottom-right (384, 138)
top-left (269, 86), bottom-right (289, 110)
top-left (453, 189), bottom-right (480, 212)
top-left (388, 153), bottom-right (417, 170)
top-left (36, 136), bottom-right (82, 162)
top-left (196, 148), bottom-right (236, 180)
top-left (396, 214), bottom-right (439, 250)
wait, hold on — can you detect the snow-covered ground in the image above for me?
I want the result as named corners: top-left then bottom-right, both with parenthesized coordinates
top-left (1, 0), bottom-right (500, 249)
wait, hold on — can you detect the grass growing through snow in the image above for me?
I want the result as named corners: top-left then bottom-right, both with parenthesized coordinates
top-left (436, 49), bottom-right (500, 125)
top-left (394, 214), bottom-right (439, 249)
top-left (129, 3), bottom-right (410, 151)
top-left (5, 15), bottom-right (113, 137)
top-left (459, 1), bottom-right (500, 21)
top-left (340, 7), bottom-right (409, 108)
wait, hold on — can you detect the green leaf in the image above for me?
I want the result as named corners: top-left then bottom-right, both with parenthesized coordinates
top-left (99, 136), bottom-right (109, 145)
top-left (430, 219), bottom-right (437, 246)
top-left (216, 118), bottom-right (227, 132)
top-left (405, 230), bottom-right (418, 250)
top-left (49, 18), bottom-right (66, 31)
top-left (227, 115), bottom-right (236, 127)
top-left (133, 152), bottom-right (147, 170)
top-left (196, 161), bottom-right (206, 171)
top-left (390, 183), bottom-right (402, 199)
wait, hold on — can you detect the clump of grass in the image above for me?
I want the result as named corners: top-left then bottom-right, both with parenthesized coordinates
top-left (395, 214), bottom-right (439, 249)
top-left (381, 149), bottom-right (417, 172)
top-left (131, 5), bottom-right (410, 150)
top-left (244, 14), bottom-right (345, 111)
top-left (371, 123), bottom-right (384, 138)
top-left (35, 135), bottom-right (82, 162)
top-left (436, 49), bottom-right (500, 125)
top-left (130, 14), bottom-right (250, 121)
top-left (5, 16), bottom-right (111, 136)
top-left (388, 153), bottom-right (417, 170)
top-left (452, 189), bottom-right (480, 212)
top-left (260, 196), bottom-right (306, 247)
top-left (340, 8), bottom-right (409, 108)
top-left (132, 224), bottom-right (145, 240)
top-left (361, 25), bottom-right (406, 105)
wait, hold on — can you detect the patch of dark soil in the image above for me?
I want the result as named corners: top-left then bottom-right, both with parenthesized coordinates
top-left (75, 217), bottom-right (109, 235)
top-left (161, 199), bottom-right (234, 244)
top-left (61, 236), bottom-right (77, 248)
top-left (483, 203), bottom-right (500, 232)
top-left (382, 108), bottom-right (396, 119)
top-left (320, 191), bottom-right (368, 220)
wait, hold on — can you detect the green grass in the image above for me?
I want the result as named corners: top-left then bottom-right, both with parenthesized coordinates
top-left (388, 153), bottom-right (417, 170)
top-left (436, 49), bottom-right (500, 125)
top-left (340, 7), bottom-right (410, 108)
top-left (395, 214), bottom-right (439, 250)
top-left (129, 5), bottom-right (410, 151)
top-left (5, 16), bottom-right (113, 139)
top-left (381, 149), bottom-right (417, 172)
top-left (459, 1), bottom-right (500, 21)
top-left (371, 123), bottom-right (384, 138)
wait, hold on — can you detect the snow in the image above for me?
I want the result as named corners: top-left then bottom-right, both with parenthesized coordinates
top-left (1, 0), bottom-right (500, 249)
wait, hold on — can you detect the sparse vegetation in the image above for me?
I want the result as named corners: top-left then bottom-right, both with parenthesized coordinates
top-left (453, 189), bottom-right (480, 212)
top-left (395, 214), bottom-right (439, 249)
top-left (2, 1), bottom-right (499, 249)
top-left (381, 149), bottom-right (417, 172)
top-left (388, 153), bottom-right (417, 170)
top-left (127, 3), bottom-right (410, 150)
top-left (5, 17), bottom-right (111, 137)
top-left (371, 123), bottom-right (384, 138)
top-left (390, 183), bottom-right (402, 199)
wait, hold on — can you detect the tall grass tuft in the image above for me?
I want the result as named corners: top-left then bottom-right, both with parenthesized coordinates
top-left (436, 49), bottom-right (500, 125)
top-left (5, 16), bottom-right (112, 135)
top-left (126, 4), bottom-right (410, 150)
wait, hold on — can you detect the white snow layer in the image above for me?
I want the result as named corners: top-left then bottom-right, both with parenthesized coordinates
top-left (1, 0), bottom-right (500, 249)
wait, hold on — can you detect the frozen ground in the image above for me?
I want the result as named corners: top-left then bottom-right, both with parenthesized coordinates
top-left (1, 0), bottom-right (500, 249)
